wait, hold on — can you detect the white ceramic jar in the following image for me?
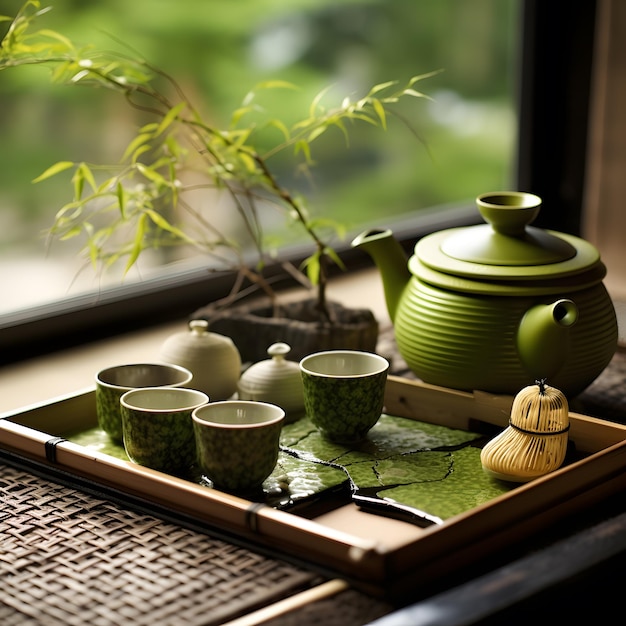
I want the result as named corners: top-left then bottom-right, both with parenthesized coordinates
top-left (159, 320), bottom-right (241, 400)
top-left (237, 342), bottom-right (305, 423)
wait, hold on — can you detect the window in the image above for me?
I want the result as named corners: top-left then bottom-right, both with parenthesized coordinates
top-left (5, 0), bottom-right (599, 362)
top-left (583, 0), bottom-right (626, 305)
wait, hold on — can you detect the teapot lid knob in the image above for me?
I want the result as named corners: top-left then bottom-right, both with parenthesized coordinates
top-left (477, 191), bottom-right (542, 236)
top-left (267, 342), bottom-right (291, 361)
top-left (189, 319), bottom-right (209, 335)
top-left (437, 191), bottom-right (578, 267)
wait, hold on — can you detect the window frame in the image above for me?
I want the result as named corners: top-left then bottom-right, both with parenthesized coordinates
top-left (0, 0), bottom-right (598, 364)
top-left (517, 0), bottom-right (597, 235)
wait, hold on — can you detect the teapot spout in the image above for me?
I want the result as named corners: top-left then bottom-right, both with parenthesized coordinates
top-left (517, 299), bottom-right (579, 382)
top-left (352, 229), bottom-right (411, 323)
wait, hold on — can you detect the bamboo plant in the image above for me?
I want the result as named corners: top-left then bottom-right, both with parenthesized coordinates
top-left (1, 1), bottom-right (435, 321)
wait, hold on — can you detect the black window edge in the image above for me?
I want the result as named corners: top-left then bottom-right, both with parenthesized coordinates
top-left (516, 0), bottom-right (597, 234)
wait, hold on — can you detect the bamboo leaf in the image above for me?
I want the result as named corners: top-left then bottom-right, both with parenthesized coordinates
top-left (238, 151), bottom-right (257, 174)
top-left (294, 139), bottom-right (312, 163)
top-left (324, 246), bottom-right (346, 271)
top-left (116, 182), bottom-right (126, 217)
top-left (122, 133), bottom-right (153, 162)
top-left (58, 224), bottom-right (82, 241)
top-left (38, 28), bottom-right (73, 50)
top-left (50, 61), bottom-right (76, 83)
top-left (168, 162), bottom-right (179, 207)
top-left (144, 209), bottom-right (193, 242)
top-left (136, 163), bottom-right (167, 186)
top-left (372, 98), bottom-right (387, 129)
top-left (409, 70), bottom-right (443, 86)
top-left (88, 237), bottom-right (100, 268)
top-left (78, 162), bottom-right (97, 192)
top-left (301, 251), bottom-right (321, 285)
top-left (307, 125), bottom-right (327, 143)
top-left (328, 118), bottom-right (349, 145)
top-left (54, 200), bottom-right (84, 221)
top-left (368, 80), bottom-right (397, 95)
top-left (292, 116), bottom-right (316, 131)
top-left (230, 105), bottom-right (254, 126)
top-left (156, 101), bottom-right (186, 136)
top-left (125, 213), bottom-right (147, 272)
top-left (130, 144), bottom-right (151, 164)
top-left (32, 161), bottom-right (75, 183)
top-left (266, 118), bottom-right (290, 142)
top-left (402, 88), bottom-right (434, 101)
top-left (228, 127), bottom-right (252, 148)
top-left (309, 85), bottom-right (333, 117)
top-left (140, 122), bottom-right (159, 133)
top-left (72, 168), bottom-right (84, 200)
top-left (165, 135), bottom-right (185, 159)
top-left (344, 111), bottom-right (378, 126)
top-left (308, 217), bottom-right (346, 238)
top-left (256, 79), bottom-right (298, 91)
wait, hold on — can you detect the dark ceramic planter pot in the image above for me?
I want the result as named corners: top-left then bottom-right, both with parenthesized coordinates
top-left (193, 298), bottom-right (379, 364)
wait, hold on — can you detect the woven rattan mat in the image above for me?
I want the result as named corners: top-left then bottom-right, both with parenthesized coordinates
top-left (0, 463), bottom-right (392, 626)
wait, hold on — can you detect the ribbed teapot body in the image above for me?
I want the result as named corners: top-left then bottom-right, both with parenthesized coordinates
top-left (394, 277), bottom-right (617, 396)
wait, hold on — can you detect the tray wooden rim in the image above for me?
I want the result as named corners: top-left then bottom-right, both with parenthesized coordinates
top-left (2, 375), bottom-right (626, 596)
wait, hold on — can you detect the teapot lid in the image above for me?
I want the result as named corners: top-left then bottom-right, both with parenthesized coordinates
top-left (414, 192), bottom-right (603, 290)
top-left (237, 343), bottom-right (304, 418)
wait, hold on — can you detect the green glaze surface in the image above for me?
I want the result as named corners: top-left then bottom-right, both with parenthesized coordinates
top-left (95, 363), bottom-right (193, 442)
top-left (67, 413), bottom-right (517, 520)
top-left (381, 447), bottom-right (511, 519)
top-left (122, 405), bottom-right (196, 475)
top-left (420, 227), bottom-right (596, 278)
top-left (394, 278), bottom-right (617, 395)
top-left (193, 417), bottom-right (283, 492)
top-left (280, 415), bottom-right (512, 521)
top-left (301, 370), bottom-right (387, 443)
top-left (68, 426), bottom-right (131, 460)
top-left (95, 384), bottom-right (126, 443)
top-left (352, 194), bottom-right (619, 396)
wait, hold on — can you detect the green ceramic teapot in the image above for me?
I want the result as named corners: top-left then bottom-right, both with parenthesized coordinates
top-left (352, 191), bottom-right (618, 396)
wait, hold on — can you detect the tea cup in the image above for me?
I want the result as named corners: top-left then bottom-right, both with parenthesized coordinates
top-left (121, 386), bottom-right (209, 474)
top-left (96, 362), bottom-right (193, 442)
top-left (299, 350), bottom-right (389, 443)
top-left (192, 400), bottom-right (284, 492)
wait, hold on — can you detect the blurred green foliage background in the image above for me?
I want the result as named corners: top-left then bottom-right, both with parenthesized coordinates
top-left (0, 0), bottom-right (519, 310)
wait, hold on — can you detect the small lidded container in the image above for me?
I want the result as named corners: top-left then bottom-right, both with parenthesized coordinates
top-left (237, 343), bottom-right (305, 423)
top-left (159, 319), bottom-right (241, 400)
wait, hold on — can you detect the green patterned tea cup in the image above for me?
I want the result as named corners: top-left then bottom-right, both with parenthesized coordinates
top-left (192, 401), bottom-right (284, 492)
top-left (96, 363), bottom-right (193, 443)
top-left (299, 350), bottom-right (389, 443)
top-left (121, 387), bottom-right (209, 474)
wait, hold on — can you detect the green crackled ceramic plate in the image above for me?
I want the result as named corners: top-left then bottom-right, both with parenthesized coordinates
top-left (67, 413), bottom-right (515, 523)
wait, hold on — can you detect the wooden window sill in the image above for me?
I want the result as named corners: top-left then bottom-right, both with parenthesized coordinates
top-left (0, 269), bottom-right (389, 414)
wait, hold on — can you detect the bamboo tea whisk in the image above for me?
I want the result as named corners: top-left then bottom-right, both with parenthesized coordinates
top-left (481, 380), bottom-right (570, 482)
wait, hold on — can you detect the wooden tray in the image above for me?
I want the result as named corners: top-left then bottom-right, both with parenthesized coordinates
top-left (2, 375), bottom-right (626, 599)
